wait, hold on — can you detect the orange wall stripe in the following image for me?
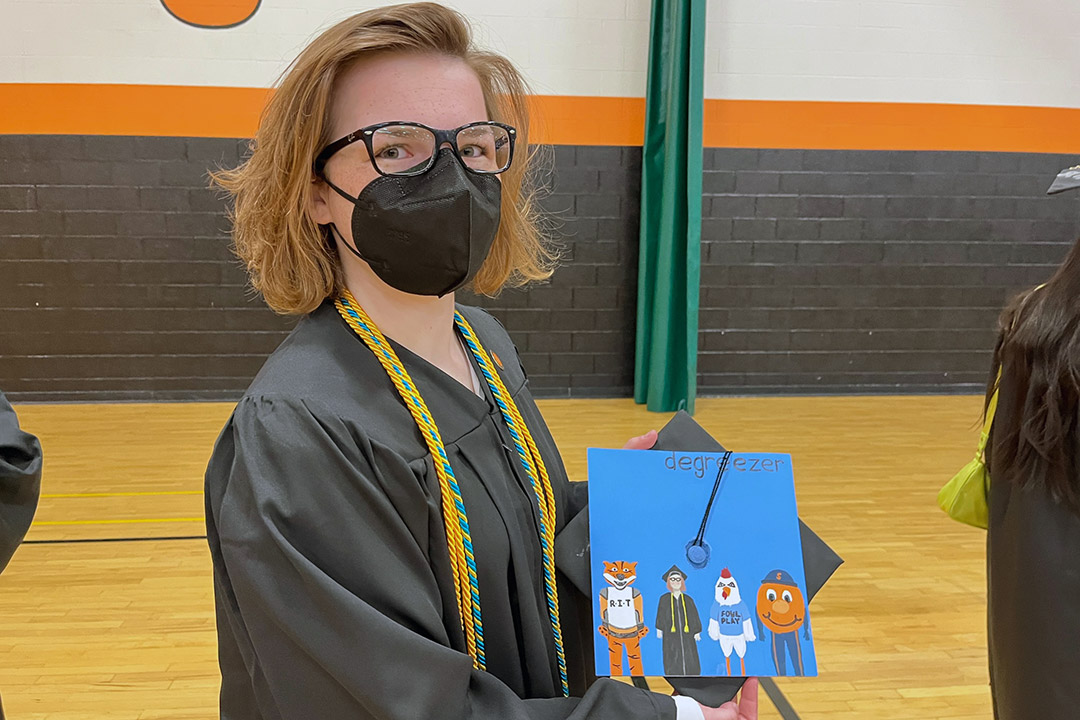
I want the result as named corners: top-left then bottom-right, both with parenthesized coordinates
top-left (0, 85), bottom-right (642, 145)
top-left (527, 95), bottom-right (645, 147)
top-left (704, 99), bottom-right (1080, 154)
top-left (1, 84), bottom-right (270, 139)
top-left (3, 84), bottom-right (1080, 154)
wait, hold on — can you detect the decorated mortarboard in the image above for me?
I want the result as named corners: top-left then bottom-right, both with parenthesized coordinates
top-left (553, 411), bottom-right (842, 705)
top-left (1046, 165), bottom-right (1080, 195)
top-left (649, 411), bottom-right (841, 707)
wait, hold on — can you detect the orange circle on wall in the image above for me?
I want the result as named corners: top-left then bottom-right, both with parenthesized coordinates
top-left (161, 0), bottom-right (261, 29)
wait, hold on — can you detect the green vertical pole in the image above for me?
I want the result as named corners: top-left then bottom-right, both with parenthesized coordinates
top-left (634, 0), bottom-right (706, 413)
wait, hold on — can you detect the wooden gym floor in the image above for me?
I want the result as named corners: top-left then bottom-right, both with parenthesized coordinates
top-left (1, 396), bottom-right (991, 719)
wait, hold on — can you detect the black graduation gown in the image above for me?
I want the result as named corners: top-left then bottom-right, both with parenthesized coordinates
top-left (986, 369), bottom-right (1080, 720)
top-left (205, 301), bottom-right (676, 720)
top-left (654, 592), bottom-right (702, 676)
top-left (0, 391), bottom-right (42, 572)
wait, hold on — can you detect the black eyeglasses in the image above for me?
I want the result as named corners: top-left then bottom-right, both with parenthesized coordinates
top-left (314, 120), bottom-right (517, 178)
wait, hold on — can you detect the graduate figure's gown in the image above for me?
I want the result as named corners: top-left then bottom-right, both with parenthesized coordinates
top-left (205, 302), bottom-right (676, 720)
top-left (655, 592), bottom-right (702, 676)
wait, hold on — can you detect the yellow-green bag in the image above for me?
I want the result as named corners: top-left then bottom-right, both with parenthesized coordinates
top-left (937, 384), bottom-right (998, 529)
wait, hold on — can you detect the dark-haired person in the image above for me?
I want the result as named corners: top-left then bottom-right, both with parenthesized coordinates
top-left (204, 4), bottom-right (757, 719)
top-left (985, 165), bottom-right (1080, 720)
top-left (0, 391), bottom-right (41, 574)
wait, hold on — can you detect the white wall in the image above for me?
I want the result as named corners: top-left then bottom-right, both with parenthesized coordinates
top-left (4, 0), bottom-right (1079, 107)
top-left (1, 0), bottom-right (651, 96)
top-left (704, 0), bottom-right (1080, 107)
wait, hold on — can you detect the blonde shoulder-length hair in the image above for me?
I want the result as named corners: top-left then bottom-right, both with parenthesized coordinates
top-left (213, 2), bottom-right (555, 315)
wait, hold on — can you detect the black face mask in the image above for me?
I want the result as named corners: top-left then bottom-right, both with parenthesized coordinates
top-left (325, 148), bottom-right (502, 297)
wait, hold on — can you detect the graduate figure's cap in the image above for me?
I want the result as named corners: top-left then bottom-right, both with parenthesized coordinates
top-left (662, 565), bottom-right (687, 581)
top-left (760, 569), bottom-right (798, 587)
top-left (1047, 165), bottom-right (1080, 195)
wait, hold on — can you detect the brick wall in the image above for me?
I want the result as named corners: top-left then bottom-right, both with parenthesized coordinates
top-left (2, 135), bottom-right (1078, 401)
top-left (0, 135), bottom-right (293, 401)
top-left (0, 136), bottom-right (642, 402)
top-left (698, 148), bottom-right (1080, 394)
top-left (462, 146), bottom-right (640, 398)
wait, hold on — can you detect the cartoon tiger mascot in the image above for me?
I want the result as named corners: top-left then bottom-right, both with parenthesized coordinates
top-left (598, 560), bottom-right (648, 675)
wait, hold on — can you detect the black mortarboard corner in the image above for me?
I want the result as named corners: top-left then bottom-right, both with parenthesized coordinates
top-left (553, 411), bottom-right (843, 710)
top-left (1046, 165), bottom-right (1080, 195)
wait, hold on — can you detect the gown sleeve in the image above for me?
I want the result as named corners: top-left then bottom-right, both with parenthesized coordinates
top-left (207, 395), bottom-right (675, 720)
top-left (656, 594), bottom-right (671, 632)
top-left (0, 391), bottom-right (42, 572)
top-left (688, 597), bottom-right (702, 636)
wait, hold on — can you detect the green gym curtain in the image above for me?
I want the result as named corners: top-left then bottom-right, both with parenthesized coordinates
top-left (634, 0), bottom-right (706, 413)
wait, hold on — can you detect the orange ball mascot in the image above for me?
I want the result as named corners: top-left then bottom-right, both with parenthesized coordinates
top-left (755, 569), bottom-right (810, 676)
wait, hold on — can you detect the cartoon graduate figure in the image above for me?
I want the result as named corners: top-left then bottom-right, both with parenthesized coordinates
top-left (755, 569), bottom-right (810, 676)
top-left (707, 568), bottom-right (756, 675)
top-left (654, 565), bottom-right (703, 675)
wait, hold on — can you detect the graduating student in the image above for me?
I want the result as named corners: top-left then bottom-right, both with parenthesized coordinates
top-left (204, 4), bottom-right (757, 720)
top-left (0, 390), bottom-right (41, 573)
top-left (986, 165), bottom-right (1080, 720)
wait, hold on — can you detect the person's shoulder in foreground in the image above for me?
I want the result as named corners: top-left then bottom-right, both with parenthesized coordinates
top-left (0, 391), bottom-right (42, 572)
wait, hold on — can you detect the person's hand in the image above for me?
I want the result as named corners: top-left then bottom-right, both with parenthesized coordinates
top-left (693, 633), bottom-right (700, 641)
top-left (657, 629), bottom-right (663, 639)
top-left (699, 678), bottom-right (758, 720)
top-left (623, 430), bottom-right (658, 450)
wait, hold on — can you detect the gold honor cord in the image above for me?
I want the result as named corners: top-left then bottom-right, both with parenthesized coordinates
top-left (670, 594), bottom-right (689, 633)
top-left (335, 293), bottom-right (482, 667)
top-left (335, 291), bottom-right (568, 695)
top-left (455, 311), bottom-right (568, 696)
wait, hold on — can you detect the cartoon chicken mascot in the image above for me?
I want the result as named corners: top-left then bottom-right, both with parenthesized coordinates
top-left (598, 561), bottom-right (648, 675)
top-left (755, 569), bottom-right (810, 676)
top-left (707, 568), bottom-right (756, 675)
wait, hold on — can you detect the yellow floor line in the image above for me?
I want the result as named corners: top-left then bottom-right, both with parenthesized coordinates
top-left (33, 517), bottom-right (205, 526)
top-left (41, 491), bottom-right (203, 498)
